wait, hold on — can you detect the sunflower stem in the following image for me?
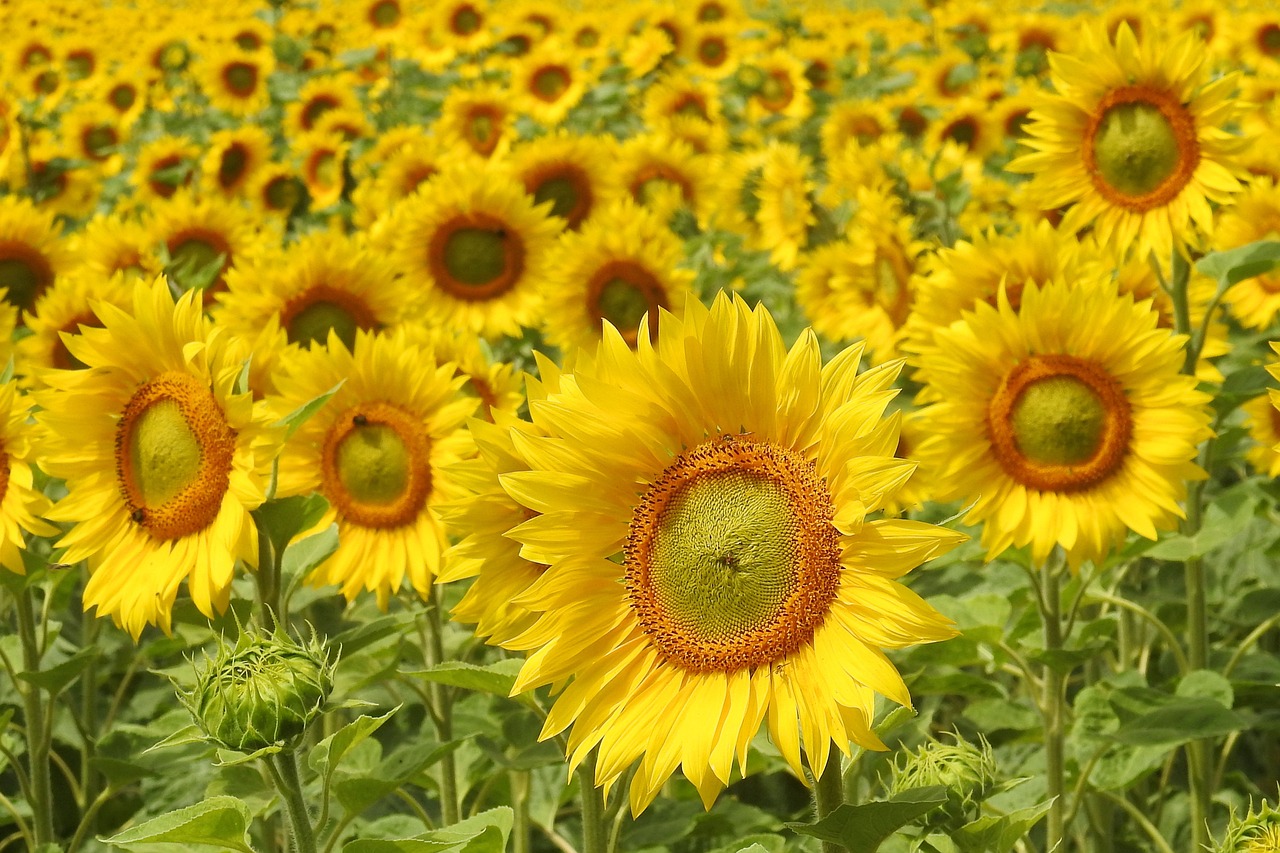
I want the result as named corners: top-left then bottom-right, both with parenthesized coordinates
top-left (15, 580), bottom-right (55, 847)
top-left (510, 770), bottom-right (531, 853)
top-left (813, 742), bottom-right (848, 853)
top-left (576, 753), bottom-right (608, 853)
top-left (266, 750), bottom-right (317, 853)
top-left (1170, 247), bottom-right (1213, 850)
top-left (255, 523), bottom-right (281, 631)
top-left (1039, 552), bottom-right (1067, 852)
top-left (424, 585), bottom-right (460, 826)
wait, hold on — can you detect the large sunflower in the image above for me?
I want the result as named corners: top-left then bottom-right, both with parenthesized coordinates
top-left (1007, 23), bottom-right (1246, 261)
top-left (268, 329), bottom-right (477, 609)
top-left (494, 293), bottom-right (964, 813)
top-left (914, 278), bottom-right (1212, 569)
top-left (34, 278), bottom-right (278, 638)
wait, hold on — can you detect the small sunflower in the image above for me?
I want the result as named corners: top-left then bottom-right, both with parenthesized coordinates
top-left (389, 162), bottom-right (561, 339)
top-left (1215, 177), bottom-right (1280, 329)
top-left (508, 132), bottom-right (613, 231)
top-left (202, 126), bottom-right (273, 198)
top-left (16, 270), bottom-right (133, 384)
top-left (284, 74), bottom-right (362, 137)
top-left (268, 330), bottom-right (477, 609)
top-left (131, 135), bottom-right (201, 204)
top-left (492, 293), bottom-right (964, 813)
top-left (294, 131), bottom-right (349, 210)
top-left (914, 278), bottom-right (1213, 568)
top-left (0, 195), bottom-right (72, 316)
top-left (512, 43), bottom-right (590, 127)
top-left (437, 83), bottom-right (517, 161)
top-left (605, 133), bottom-right (718, 227)
top-left (541, 198), bottom-right (695, 353)
top-left (198, 46), bottom-right (274, 117)
top-left (146, 190), bottom-right (271, 300)
top-left (0, 379), bottom-right (57, 573)
top-left (1008, 23), bottom-right (1247, 261)
top-left (35, 278), bottom-right (278, 638)
top-left (1242, 391), bottom-right (1280, 478)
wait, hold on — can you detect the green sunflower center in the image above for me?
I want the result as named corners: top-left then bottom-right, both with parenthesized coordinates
top-left (84, 126), bottom-right (117, 159)
top-left (110, 83), bottom-right (136, 110)
top-left (1092, 101), bottom-right (1181, 197)
top-left (371, 0), bottom-right (401, 27)
top-left (442, 227), bottom-right (507, 285)
top-left (225, 62), bottom-right (258, 96)
top-left (168, 236), bottom-right (227, 291)
top-left (1010, 376), bottom-right (1105, 466)
top-left (532, 66), bottom-right (570, 100)
top-left (699, 37), bottom-right (726, 64)
top-left (219, 145), bottom-right (248, 189)
top-left (452, 6), bottom-right (481, 34)
top-left (290, 302), bottom-right (359, 349)
top-left (337, 424), bottom-right (409, 505)
top-left (597, 277), bottom-right (652, 333)
top-left (625, 439), bottom-right (842, 673)
top-left (130, 400), bottom-right (203, 508)
top-left (533, 175), bottom-right (581, 221)
top-left (0, 256), bottom-right (49, 313)
top-left (265, 176), bottom-right (304, 211)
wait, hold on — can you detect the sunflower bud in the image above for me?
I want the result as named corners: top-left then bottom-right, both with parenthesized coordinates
top-left (888, 733), bottom-right (997, 826)
top-left (1215, 799), bottom-right (1280, 853)
top-left (181, 626), bottom-right (333, 753)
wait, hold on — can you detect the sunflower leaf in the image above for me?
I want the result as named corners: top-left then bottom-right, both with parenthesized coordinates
top-left (1195, 240), bottom-right (1280, 286)
top-left (98, 795), bottom-right (256, 852)
top-left (273, 380), bottom-right (345, 441)
top-left (785, 786), bottom-right (948, 851)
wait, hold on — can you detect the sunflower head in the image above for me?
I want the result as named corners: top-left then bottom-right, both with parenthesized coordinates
top-left (1216, 799), bottom-right (1280, 853)
top-left (181, 625), bottom-right (333, 754)
top-left (888, 734), bottom-right (997, 827)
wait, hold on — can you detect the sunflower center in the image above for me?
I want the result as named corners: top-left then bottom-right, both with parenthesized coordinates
top-left (117, 371), bottom-right (237, 540)
top-left (1085, 86), bottom-right (1199, 211)
top-left (530, 167), bottom-right (591, 228)
top-left (452, 5), bottom-right (481, 34)
top-left (110, 83), bottom-right (136, 110)
top-left (986, 354), bottom-right (1132, 492)
top-left (758, 71), bottom-right (794, 111)
top-left (0, 249), bottom-right (52, 313)
top-left (321, 402), bottom-right (432, 529)
top-left (84, 126), bottom-right (117, 159)
top-left (625, 437), bottom-right (842, 674)
top-left (588, 261), bottom-right (667, 345)
top-left (1260, 24), bottom-right (1280, 56)
top-left (168, 234), bottom-right (228, 292)
top-left (219, 145), bottom-right (248, 189)
top-left (443, 228), bottom-right (506, 284)
top-left (531, 66), bottom-right (570, 101)
top-left (370, 0), bottom-right (400, 27)
top-left (280, 285), bottom-right (377, 349)
top-left (224, 62), bottom-right (258, 96)
top-left (699, 37), bottom-right (726, 65)
top-left (265, 175), bottom-right (304, 211)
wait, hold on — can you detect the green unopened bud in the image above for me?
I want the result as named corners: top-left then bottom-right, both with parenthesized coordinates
top-left (181, 626), bottom-right (333, 753)
top-left (888, 733), bottom-right (996, 826)
top-left (1215, 799), bottom-right (1280, 852)
top-left (734, 65), bottom-right (765, 93)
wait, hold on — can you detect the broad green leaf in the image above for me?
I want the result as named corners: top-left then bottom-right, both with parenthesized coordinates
top-left (962, 697), bottom-right (1039, 732)
top-left (1112, 698), bottom-right (1247, 746)
top-left (254, 493), bottom-right (332, 552)
top-left (409, 659), bottom-right (536, 708)
top-left (99, 795), bottom-right (255, 852)
top-left (786, 786), bottom-right (948, 852)
top-left (309, 707), bottom-right (399, 791)
top-left (954, 802), bottom-right (1053, 853)
top-left (343, 808), bottom-right (513, 853)
top-left (17, 646), bottom-right (100, 695)
top-left (142, 724), bottom-right (208, 755)
top-left (273, 381), bottom-right (344, 441)
top-left (281, 523), bottom-right (340, 578)
top-left (334, 741), bottom-right (463, 816)
top-left (1177, 670), bottom-right (1234, 708)
top-left (1195, 239), bottom-right (1280, 285)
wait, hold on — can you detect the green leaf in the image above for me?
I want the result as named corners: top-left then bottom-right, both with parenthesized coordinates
top-left (343, 807), bottom-right (514, 853)
top-left (409, 659), bottom-right (536, 708)
top-left (334, 741), bottom-right (462, 816)
top-left (234, 356), bottom-right (253, 396)
top-left (1177, 670), bottom-right (1234, 708)
top-left (99, 795), bottom-right (255, 852)
top-left (1195, 239), bottom-right (1280, 285)
top-left (273, 381), bottom-right (344, 441)
top-left (17, 646), bottom-right (100, 695)
top-left (954, 802), bottom-right (1053, 853)
top-left (1112, 698), bottom-right (1247, 747)
top-left (786, 786), bottom-right (948, 852)
top-left (253, 493), bottom-right (331, 553)
top-left (309, 707), bottom-right (399, 794)
top-left (142, 724), bottom-right (208, 755)
top-left (281, 523), bottom-right (339, 578)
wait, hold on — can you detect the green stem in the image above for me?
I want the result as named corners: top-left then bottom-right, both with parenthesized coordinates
top-left (813, 742), bottom-right (848, 853)
top-left (1040, 554), bottom-right (1067, 852)
top-left (510, 770), bottom-right (530, 853)
top-left (79, 612), bottom-right (101, 831)
top-left (16, 583), bottom-right (54, 847)
top-left (256, 522), bottom-right (281, 631)
top-left (1094, 790), bottom-right (1175, 853)
top-left (577, 753), bottom-right (608, 853)
top-left (424, 586), bottom-right (460, 826)
top-left (267, 751), bottom-right (317, 853)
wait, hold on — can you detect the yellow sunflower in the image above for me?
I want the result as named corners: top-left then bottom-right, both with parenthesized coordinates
top-left (268, 329), bottom-right (476, 609)
top-left (16, 269), bottom-right (133, 385)
top-left (0, 378), bottom-right (57, 573)
top-left (34, 278), bottom-right (278, 638)
top-left (1243, 390), bottom-right (1280, 478)
top-left (198, 46), bottom-right (274, 117)
top-left (1214, 177), bottom-right (1280, 329)
top-left (437, 83), bottom-right (517, 161)
top-left (131, 135), bottom-right (201, 205)
top-left (70, 212), bottom-right (162, 281)
top-left (399, 323), bottom-right (526, 423)
top-left (0, 195), bottom-right (72, 316)
top-left (1007, 22), bottom-right (1247, 261)
top-left (541, 198), bottom-right (694, 354)
top-left (605, 133), bottom-right (718, 228)
top-left (202, 126), bottom-right (273, 198)
top-left (508, 132), bottom-right (613, 232)
top-left (495, 293), bottom-right (964, 813)
top-left (512, 42), bottom-right (590, 127)
top-left (146, 189), bottom-right (272, 300)
top-left (914, 278), bottom-right (1213, 569)
top-left (388, 162), bottom-right (561, 339)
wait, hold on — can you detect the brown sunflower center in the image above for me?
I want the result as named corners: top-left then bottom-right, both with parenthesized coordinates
top-left (630, 164), bottom-right (693, 208)
top-left (430, 214), bottom-right (524, 301)
top-left (224, 62), bottom-right (258, 97)
top-left (758, 71), bottom-right (795, 112)
top-left (83, 125), bottom-right (117, 160)
top-left (264, 175), bottom-right (304, 212)
top-left (109, 83), bottom-right (137, 111)
top-left (0, 243), bottom-right (54, 313)
top-left (321, 402), bottom-right (432, 529)
top-left (625, 437), bottom-right (841, 674)
top-left (218, 144), bottom-right (249, 189)
top-left (452, 5), bottom-right (481, 35)
top-left (1085, 85), bottom-right (1199, 211)
top-left (531, 66), bottom-right (570, 101)
top-left (1259, 24), bottom-right (1280, 56)
top-left (280, 285), bottom-right (378, 349)
top-left (986, 354), bottom-right (1132, 492)
top-left (699, 36), bottom-right (727, 65)
top-left (302, 95), bottom-right (338, 129)
top-left (463, 105), bottom-right (504, 156)
top-left (370, 0), bottom-right (400, 27)
top-left (587, 260), bottom-right (667, 346)
top-left (529, 165), bottom-right (592, 228)
top-left (117, 371), bottom-right (237, 540)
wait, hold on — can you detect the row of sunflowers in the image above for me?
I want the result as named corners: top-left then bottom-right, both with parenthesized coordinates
top-left (2, 0), bottom-right (1280, 851)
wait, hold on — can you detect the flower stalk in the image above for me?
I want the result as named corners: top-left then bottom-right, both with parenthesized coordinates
top-left (1040, 552), bottom-right (1067, 851)
top-left (424, 585), bottom-right (460, 826)
top-left (16, 583), bottom-right (54, 847)
top-left (813, 742), bottom-right (848, 853)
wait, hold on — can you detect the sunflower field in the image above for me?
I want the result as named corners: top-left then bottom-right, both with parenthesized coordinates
top-left (3, 0), bottom-right (1280, 851)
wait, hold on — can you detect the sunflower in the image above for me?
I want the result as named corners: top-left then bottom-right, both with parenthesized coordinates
top-left (1243, 390), bottom-right (1280, 478)
top-left (492, 293), bottom-right (964, 813)
top-left (512, 43), bottom-right (590, 127)
top-left (682, 22), bottom-right (745, 79)
top-left (268, 329), bottom-right (476, 609)
top-left (0, 378), bottom-right (57, 573)
top-left (752, 143), bottom-right (817, 272)
top-left (351, 132), bottom-right (457, 229)
top-left (131, 135), bottom-right (201, 204)
top-left (742, 48), bottom-right (812, 130)
top-left (642, 71), bottom-right (723, 131)
top-left (34, 278), bottom-right (278, 638)
top-left (248, 164), bottom-right (308, 220)
top-left (541, 198), bottom-right (694, 353)
top-left (1007, 23), bottom-right (1247, 262)
top-left (1214, 177), bottom-right (1280, 330)
top-left (16, 269), bottom-right (133, 384)
top-left (508, 132), bottom-right (613, 232)
top-left (400, 323), bottom-right (526, 423)
top-left (820, 101), bottom-right (894, 166)
top-left (605, 133), bottom-right (718, 228)
top-left (284, 74), bottom-right (362, 137)
top-left (198, 46), bottom-right (274, 117)
top-left (202, 126), bottom-right (273, 198)
top-left (0, 195), bottom-right (72, 316)
top-left (914, 278), bottom-right (1212, 569)
top-left (146, 190), bottom-right (271, 300)
top-left (388, 162), bottom-right (561, 339)
top-left (214, 231), bottom-right (412, 351)
top-left (294, 131), bottom-right (349, 210)
top-left (437, 83), bottom-right (517, 161)
top-left (62, 102), bottom-right (127, 176)
top-left (13, 134), bottom-right (99, 221)
top-left (436, 0), bottom-right (492, 53)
